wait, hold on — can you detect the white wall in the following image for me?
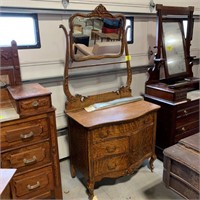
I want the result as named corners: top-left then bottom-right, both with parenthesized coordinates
top-left (1, 0), bottom-right (200, 15)
top-left (16, 12), bottom-right (199, 131)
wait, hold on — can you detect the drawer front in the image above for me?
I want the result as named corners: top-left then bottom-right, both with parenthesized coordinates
top-left (92, 113), bottom-right (154, 143)
top-left (177, 100), bottom-right (199, 119)
top-left (1, 142), bottom-right (51, 172)
top-left (11, 166), bottom-right (54, 199)
top-left (93, 137), bottom-right (129, 159)
top-left (94, 155), bottom-right (128, 177)
top-left (176, 112), bottom-right (199, 130)
top-left (176, 119), bottom-right (199, 136)
top-left (1, 117), bottom-right (49, 151)
top-left (18, 96), bottom-right (51, 115)
top-left (130, 125), bottom-right (154, 163)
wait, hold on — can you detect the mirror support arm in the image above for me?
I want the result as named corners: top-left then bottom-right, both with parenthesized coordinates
top-left (59, 24), bottom-right (74, 102)
top-left (124, 26), bottom-right (132, 89)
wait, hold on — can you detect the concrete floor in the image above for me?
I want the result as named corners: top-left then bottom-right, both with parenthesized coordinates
top-left (60, 158), bottom-right (182, 200)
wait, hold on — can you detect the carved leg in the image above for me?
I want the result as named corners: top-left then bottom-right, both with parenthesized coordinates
top-left (70, 161), bottom-right (76, 178)
top-left (87, 180), bottom-right (94, 200)
top-left (149, 154), bottom-right (157, 172)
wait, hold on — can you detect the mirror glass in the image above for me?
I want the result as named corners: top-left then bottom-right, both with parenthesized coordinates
top-left (70, 15), bottom-right (125, 61)
top-left (163, 21), bottom-right (187, 76)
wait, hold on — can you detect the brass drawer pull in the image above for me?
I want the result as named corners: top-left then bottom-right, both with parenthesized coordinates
top-left (107, 163), bottom-right (117, 170)
top-left (183, 110), bottom-right (188, 115)
top-left (32, 101), bottom-right (39, 108)
top-left (27, 181), bottom-right (40, 190)
top-left (23, 156), bottom-right (37, 165)
top-left (20, 131), bottom-right (34, 139)
top-left (106, 146), bottom-right (117, 153)
top-left (99, 131), bottom-right (109, 138)
top-left (182, 127), bottom-right (186, 132)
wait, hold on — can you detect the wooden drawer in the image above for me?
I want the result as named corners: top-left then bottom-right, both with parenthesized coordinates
top-left (176, 100), bottom-right (199, 119)
top-left (176, 112), bottom-right (199, 128)
top-left (17, 96), bottom-right (51, 116)
top-left (11, 166), bottom-right (54, 199)
top-left (1, 142), bottom-right (51, 172)
top-left (1, 117), bottom-right (49, 151)
top-left (94, 155), bottom-right (128, 177)
top-left (130, 125), bottom-right (154, 163)
top-left (92, 113), bottom-right (154, 144)
top-left (92, 137), bottom-right (129, 159)
top-left (176, 120), bottom-right (199, 136)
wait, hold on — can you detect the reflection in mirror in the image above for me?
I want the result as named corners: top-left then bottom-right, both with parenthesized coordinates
top-left (163, 21), bottom-right (187, 77)
top-left (126, 17), bottom-right (134, 44)
top-left (72, 17), bottom-right (122, 57)
top-left (69, 6), bottom-right (126, 61)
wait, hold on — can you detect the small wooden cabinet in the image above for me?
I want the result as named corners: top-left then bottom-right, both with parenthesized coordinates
top-left (1, 83), bottom-right (62, 199)
top-left (67, 100), bottom-right (160, 197)
top-left (144, 95), bottom-right (199, 160)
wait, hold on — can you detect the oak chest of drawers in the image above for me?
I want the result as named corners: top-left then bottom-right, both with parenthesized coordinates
top-left (67, 100), bottom-right (160, 198)
top-left (144, 95), bottom-right (199, 160)
top-left (0, 83), bottom-right (62, 199)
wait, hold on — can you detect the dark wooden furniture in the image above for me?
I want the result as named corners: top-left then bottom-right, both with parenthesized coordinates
top-left (60, 4), bottom-right (160, 199)
top-left (144, 95), bottom-right (199, 160)
top-left (163, 133), bottom-right (200, 199)
top-left (0, 41), bottom-right (62, 199)
top-left (144, 4), bottom-right (199, 160)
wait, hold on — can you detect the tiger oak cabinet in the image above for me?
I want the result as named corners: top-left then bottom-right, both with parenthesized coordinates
top-left (67, 100), bottom-right (160, 198)
top-left (0, 83), bottom-right (62, 199)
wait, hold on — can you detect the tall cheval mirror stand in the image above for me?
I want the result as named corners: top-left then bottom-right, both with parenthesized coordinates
top-left (144, 4), bottom-right (199, 160)
top-left (60, 4), bottom-right (160, 199)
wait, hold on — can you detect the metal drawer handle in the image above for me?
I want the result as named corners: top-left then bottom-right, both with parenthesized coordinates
top-left (23, 156), bottom-right (37, 165)
top-left (107, 163), bottom-right (117, 170)
top-left (32, 101), bottom-right (39, 107)
top-left (99, 131), bottom-right (109, 138)
top-left (27, 181), bottom-right (40, 190)
top-left (106, 146), bottom-right (117, 153)
top-left (184, 110), bottom-right (188, 115)
top-left (182, 127), bottom-right (186, 132)
top-left (20, 131), bottom-right (34, 139)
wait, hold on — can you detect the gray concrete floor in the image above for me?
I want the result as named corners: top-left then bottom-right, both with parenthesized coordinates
top-left (60, 158), bottom-right (182, 200)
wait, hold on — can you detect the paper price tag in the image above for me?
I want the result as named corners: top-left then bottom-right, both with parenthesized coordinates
top-left (125, 55), bottom-right (131, 61)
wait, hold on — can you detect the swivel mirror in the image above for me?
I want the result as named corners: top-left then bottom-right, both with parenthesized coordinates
top-left (145, 4), bottom-right (199, 103)
top-left (162, 20), bottom-right (187, 78)
top-left (146, 4), bottom-right (195, 85)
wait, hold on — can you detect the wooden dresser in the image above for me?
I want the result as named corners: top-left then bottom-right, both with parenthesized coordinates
top-left (67, 100), bottom-right (160, 198)
top-left (60, 4), bottom-right (160, 198)
top-left (144, 5), bottom-right (199, 160)
top-left (0, 83), bottom-right (63, 199)
top-left (144, 95), bottom-right (199, 160)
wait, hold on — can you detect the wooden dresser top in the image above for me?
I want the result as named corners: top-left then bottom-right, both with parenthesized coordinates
top-left (8, 83), bottom-right (51, 100)
top-left (67, 100), bottom-right (160, 128)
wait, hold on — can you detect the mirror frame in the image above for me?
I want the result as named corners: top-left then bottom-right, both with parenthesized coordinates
top-left (156, 4), bottom-right (194, 82)
top-left (69, 4), bottom-right (126, 62)
top-left (162, 18), bottom-right (189, 79)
